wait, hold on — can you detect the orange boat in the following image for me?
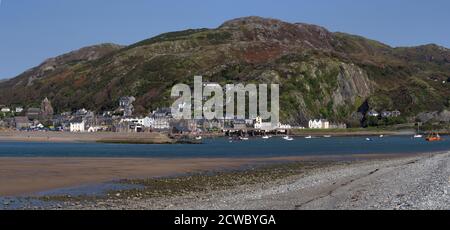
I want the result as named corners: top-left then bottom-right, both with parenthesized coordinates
top-left (426, 132), bottom-right (442, 142)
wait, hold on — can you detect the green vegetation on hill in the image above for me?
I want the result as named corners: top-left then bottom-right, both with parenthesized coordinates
top-left (0, 17), bottom-right (449, 126)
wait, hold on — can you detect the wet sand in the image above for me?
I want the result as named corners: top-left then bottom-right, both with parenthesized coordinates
top-left (0, 154), bottom-right (408, 196)
top-left (0, 157), bottom-right (251, 196)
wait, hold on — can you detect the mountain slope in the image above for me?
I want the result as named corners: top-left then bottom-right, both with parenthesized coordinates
top-left (0, 17), bottom-right (449, 125)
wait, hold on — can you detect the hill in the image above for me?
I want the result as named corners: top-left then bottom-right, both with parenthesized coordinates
top-left (0, 16), bottom-right (449, 126)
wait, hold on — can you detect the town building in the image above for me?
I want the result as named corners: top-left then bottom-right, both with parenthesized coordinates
top-left (1, 107), bottom-right (11, 113)
top-left (198, 118), bottom-right (223, 131)
top-left (15, 107), bottom-right (24, 113)
top-left (118, 96), bottom-right (136, 117)
top-left (308, 119), bottom-right (330, 129)
top-left (121, 117), bottom-right (154, 128)
top-left (329, 123), bottom-right (347, 129)
top-left (119, 117), bottom-right (154, 132)
top-left (26, 108), bottom-right (41, 120)
top-left (381, 110), bottom-right (401, 118)
top-left (69, 118), bottom-right (86, 132)
top-left (171, 119), bottom-right (199, 134)
top-left (367, 110), bottom-right (380, 117)
top-left (14, 116), bottom-right (30, 130)
top-left (151, 108), bottom-right (172, 131)
top-left (278, 123), bottom-right (292, 130)
top-left (254, 116), bottom-right (276, 131)
top-left (87, 126), bottom-right (108, 133)
top-left (152, 118), bottom-right (171, 130)
top-left (40, 97), bottom-right (54, 120)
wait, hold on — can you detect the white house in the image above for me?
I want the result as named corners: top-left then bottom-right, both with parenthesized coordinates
top-left (152, 118), bottom-right (170, 130)
top-left (1, 107), bottom-right (11, 113)
top-left (308, 119), bottom-right (330, 129)
top-left (15, 107), bottom-right (24, 113)
top-left (70, 120), bottom-right (86, 132)
top-left (120, 117), bottom-right (154, 128)
top-left (367, 110), bottom-right (380, 117)
top-left (254, 116), bottom-right (276, 130)
top-left (278, 123), bottom-right (292, 129)
top-left (87, 126), bottom-right (107, 133)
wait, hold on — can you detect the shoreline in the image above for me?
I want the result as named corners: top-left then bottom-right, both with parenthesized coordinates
top-left (0, 131), bottom-right (197, 144)
top-left (0, 129), bottom-right (425, 144)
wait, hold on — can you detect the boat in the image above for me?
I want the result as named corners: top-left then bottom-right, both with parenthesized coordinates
top-left (323, 135), bottom-right (332, 138)
top-left (426, 132), bottom-right (442, 142)
top-left (305, 136), bottom-right (313, 139)
top-left (366, 138), bottom-right (373, 141)
top-left (414, 123), bottom-right (423, 139)
top-left (262, 135), bottom-right (270, 139)
top-left (239, 136), bottom-right (249, 141)
top-left (283, 136), bottom-right (294, 141)
top-left (379, 135), bottom-right (384, 138)
top-left (195, 136), bottom-right (202, 140)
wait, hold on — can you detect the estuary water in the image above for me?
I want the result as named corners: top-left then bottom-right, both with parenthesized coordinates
top-left (1, 136), bottom-right (450, 158)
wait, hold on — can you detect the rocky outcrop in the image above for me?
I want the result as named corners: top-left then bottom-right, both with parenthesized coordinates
top-left (332, 63), bottom-right (373, 109)
top-left (417, 110), bottom-right (450, 123)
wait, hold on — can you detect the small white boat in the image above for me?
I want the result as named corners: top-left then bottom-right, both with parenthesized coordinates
top-left (239, 137), bottom-right (249, 141)
top-left (195, 136), bottom-right (202, 140)
top-left (305, 136), bottom-right (313, 139)
top-left (366, 138), bottom-right (373, 141)
top-left (379, 135), bottom-right (384, 138)
top-left (323, 135), bottom-right (332, 138)
top-left (262, 135), bottom-right (270, 139)
top-left (414, 123), bottom-right (423, 139)
top-left (283, 136), bottom-right (294, 141)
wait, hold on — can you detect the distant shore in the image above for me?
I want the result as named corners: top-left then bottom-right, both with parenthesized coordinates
top-left (0, 129), bottom-right (422, 145)
top-left (290, 128), bottom-right (417, 137)
top-left (0, 131), bottom-right (182, 144)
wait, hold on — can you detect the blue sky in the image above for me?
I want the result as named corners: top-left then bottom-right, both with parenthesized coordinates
top-left (0, 0), bottom-right (449, 79)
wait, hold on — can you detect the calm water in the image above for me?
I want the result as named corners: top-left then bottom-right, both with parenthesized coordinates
top-left (1, 136), bottom-right (450, 158)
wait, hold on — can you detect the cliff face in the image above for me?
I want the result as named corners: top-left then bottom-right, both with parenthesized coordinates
top-left (0, 17), bottom-right (449, 125)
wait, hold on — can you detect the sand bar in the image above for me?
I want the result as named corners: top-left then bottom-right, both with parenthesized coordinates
top-left (0, 154), bottom-right (410, 196)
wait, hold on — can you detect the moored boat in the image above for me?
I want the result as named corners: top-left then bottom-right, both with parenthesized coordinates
top-left (239, 136), bottom-right (249, 141)
top-left (414, 123), bottom-right (423, 139)
top-left (426, 132), bottom-right (442, 142)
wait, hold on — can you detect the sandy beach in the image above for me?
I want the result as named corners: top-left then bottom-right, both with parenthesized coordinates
top-left (0, 154), bottom-right (409, 197)
top-left (0, 157), bottom-right (273, 196)
top-left (2, 151), bottom-right (448, 210)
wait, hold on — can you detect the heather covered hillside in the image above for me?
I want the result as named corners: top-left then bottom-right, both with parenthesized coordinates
top-left (1, 17), bottom-right (449, 126)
